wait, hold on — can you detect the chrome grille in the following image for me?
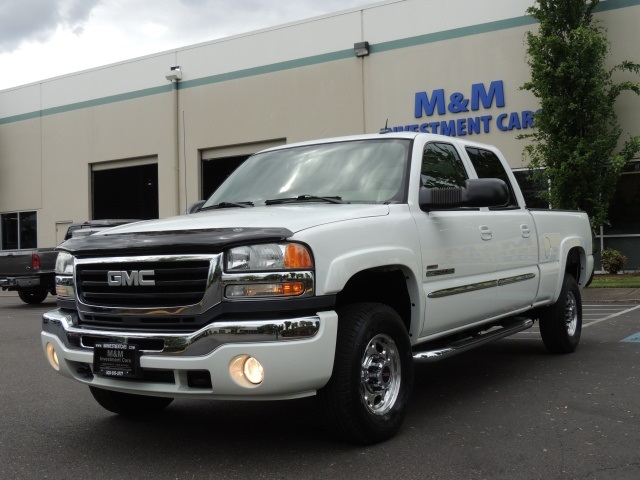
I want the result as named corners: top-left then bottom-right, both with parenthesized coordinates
top-left (76, 260), bottom-right (210, 307)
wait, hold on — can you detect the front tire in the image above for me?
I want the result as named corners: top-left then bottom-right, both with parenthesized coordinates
top-left (18, 289), bottom-right (48, 304)
top-left (539, 274), bottom-right (582, 353)
top-left (318, 303), bottom-right (413, 444)
top-left (89, 386), bottom-right (173, 416)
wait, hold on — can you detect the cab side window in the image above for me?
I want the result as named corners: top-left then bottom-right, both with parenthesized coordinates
top-left (466, 147), bottom-right (518, 208)
top-left (421, 142), bottom-right (468, 188)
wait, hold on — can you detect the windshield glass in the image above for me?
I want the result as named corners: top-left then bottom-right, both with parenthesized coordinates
top-left (203, 139), bottom-right (411, 207)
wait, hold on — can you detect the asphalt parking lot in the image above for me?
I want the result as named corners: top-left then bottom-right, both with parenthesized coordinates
top-left (1, 290), bottom-right (639, 480)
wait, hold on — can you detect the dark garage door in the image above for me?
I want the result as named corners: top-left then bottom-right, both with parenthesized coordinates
top-left (92, 163), bottom-right (158, 220)
top-left (201, 155), bottom-right (248, 200)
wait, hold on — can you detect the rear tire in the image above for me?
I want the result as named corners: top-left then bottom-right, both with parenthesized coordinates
top-left (89, 386), bottom-right (173, 416)
top-left (318, 302), bottom-right (413, 444)
top-left (539, 274), bottom-right (582, 353)
top-left (18, 289), bottom-right (48, 304)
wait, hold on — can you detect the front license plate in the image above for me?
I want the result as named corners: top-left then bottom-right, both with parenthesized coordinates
top-left (93, 343), bottom-right (140, 378)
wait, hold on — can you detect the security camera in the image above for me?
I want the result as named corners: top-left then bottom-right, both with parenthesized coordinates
top-left (165, 66), bottom-right (182, 81)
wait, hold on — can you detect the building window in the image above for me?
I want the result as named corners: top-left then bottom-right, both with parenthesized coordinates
top-left (604, 161), bottom-right (640, 236)
top-left (597, 160), bottom-right (640, 270)
top-left (1, 211), bottom-right (38, 250)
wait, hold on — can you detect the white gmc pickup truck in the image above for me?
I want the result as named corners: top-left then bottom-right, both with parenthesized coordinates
top-left (42, 132), bottom-right (593, 444)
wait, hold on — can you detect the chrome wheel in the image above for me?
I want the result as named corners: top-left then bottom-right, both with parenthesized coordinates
top-left (361, 333), bottom-right (401, 416)
top-left (318, 302), bottom-right (413, 443)
top-left (565, 290), bottom-right (578, 336)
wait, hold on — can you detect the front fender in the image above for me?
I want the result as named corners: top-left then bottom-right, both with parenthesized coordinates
top-left (322, 246), bottom-right (420, 295)
top-left (321, 247), bottom-right (424, 341)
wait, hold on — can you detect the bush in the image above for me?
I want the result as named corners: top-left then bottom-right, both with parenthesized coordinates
top-left (600, 248), bottom-right (627, 274)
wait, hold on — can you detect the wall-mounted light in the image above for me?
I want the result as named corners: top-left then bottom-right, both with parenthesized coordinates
top-left (354, 41), bottom-right (370, 57)
top-left (165, 66), bottom-right (182, 81)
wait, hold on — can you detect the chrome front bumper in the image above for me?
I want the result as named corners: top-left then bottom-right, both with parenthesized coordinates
top-left (41, 308), bottom-right (338, 400)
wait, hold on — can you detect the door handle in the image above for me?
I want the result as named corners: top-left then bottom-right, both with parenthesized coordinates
top-left (521, 224), bottom-right (531, 238)
top-left (480, 225), bottom-right (492, 241)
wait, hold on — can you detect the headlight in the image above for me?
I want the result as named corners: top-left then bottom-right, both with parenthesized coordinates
top-left (55, 252), bottom-right (75, 275)
top-left (226, 243), bottom-right (312, 271)
top-left (223, 243), bottom-right (314, 299)
top-left (55, 252), bottom-right (75, 298)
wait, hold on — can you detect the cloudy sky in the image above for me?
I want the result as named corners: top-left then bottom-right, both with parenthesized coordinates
top-left (0, 0), bottom-right (377, 91)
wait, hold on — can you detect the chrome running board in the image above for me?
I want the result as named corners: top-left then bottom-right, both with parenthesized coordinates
top-left (413, 317), bottom-right (534, 363)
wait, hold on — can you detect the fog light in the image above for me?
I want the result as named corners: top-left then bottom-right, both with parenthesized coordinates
top-left (45, 343), bottom-right (60, 371)
top-left (230, 355), bottom-right (264, 387)
top-left (243, 357), bottom-right (264, 385)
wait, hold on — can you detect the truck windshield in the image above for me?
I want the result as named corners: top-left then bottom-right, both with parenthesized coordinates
top-left (203, 139), bottom-right (411, 207)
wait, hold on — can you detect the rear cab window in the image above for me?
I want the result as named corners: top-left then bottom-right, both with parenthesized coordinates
top-left (465, 147), bottom-right (519, 209)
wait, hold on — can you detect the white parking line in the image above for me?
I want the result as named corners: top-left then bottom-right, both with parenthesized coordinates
top-left (582, 303), bottom-right (636, 310)
top-left (511, 304), bottom-right (640, 339)
top-left (583, 305), bottom-right (640, 329)
top-left (584, 308), bottom-right (636, 311)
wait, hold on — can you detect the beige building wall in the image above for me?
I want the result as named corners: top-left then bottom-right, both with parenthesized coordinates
top-left (180, 59), bottom-right (366, 208)
top-left (37, 92), bottom-right (178, 245)
top-left (362, 25), bottom-right (540, 167)
top-left (0, 118), bottom-right (43, 212)
top-left (603, 6), bottom-right (640, 140)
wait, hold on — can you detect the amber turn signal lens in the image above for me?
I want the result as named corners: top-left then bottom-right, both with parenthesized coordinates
top-left (284, 243), bottom-right (312, 268)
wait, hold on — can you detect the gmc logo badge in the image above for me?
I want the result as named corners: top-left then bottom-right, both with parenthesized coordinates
top-left (107, 270), bottom-right (156, 286)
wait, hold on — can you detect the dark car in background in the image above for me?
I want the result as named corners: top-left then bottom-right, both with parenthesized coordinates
top-left (1, 219), bottom-right (138, 304)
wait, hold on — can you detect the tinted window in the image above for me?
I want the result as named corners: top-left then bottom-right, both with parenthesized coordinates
top-left (19, 211), bottom-right (37, 249)
top-left (606, 164), bottom-right (640, 235)
top-left (1, 211), bottom-right (37, 250)
top-left (466, 147), bottom-right (517, 208)
top-left (1, 213), bottom-right (18, 250)
top-left (513, 170), bottom-right (549, 209)
top-left (421, 142), bottom-right (468, 188)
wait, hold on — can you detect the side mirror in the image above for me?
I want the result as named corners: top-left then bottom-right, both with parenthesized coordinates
top-left (186, 200), bottom-right (206, 214)
top-left (419, 178), bottom-right (509, 212)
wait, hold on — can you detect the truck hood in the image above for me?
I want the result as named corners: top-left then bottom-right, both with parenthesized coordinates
top-left (59, 204), bottom-right (389, 256)
top-left (106, 204), bottom-right (389, 234)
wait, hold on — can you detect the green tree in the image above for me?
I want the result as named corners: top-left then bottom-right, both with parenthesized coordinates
top-left (521, 0), bottom-right (640, 230)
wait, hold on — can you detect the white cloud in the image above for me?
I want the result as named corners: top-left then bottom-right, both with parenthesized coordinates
top-left (0, 0), bottom-right (376, 90)
top-left (141, 23), bottom-right (170, 38)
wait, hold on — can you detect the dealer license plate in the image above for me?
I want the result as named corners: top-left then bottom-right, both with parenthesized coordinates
top-left (93, 343), bottom-right (140, 378)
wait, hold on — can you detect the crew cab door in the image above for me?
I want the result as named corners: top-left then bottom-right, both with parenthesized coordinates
top-left (464, 146), bottom-right (539, 314)
top-left (413, 141), bottom-right (501, 338)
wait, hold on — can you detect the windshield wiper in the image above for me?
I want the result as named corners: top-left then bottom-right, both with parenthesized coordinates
top-left (265, 195), bottom-right (344, 205)
top-left (199, 201), bottom-right (255, 211)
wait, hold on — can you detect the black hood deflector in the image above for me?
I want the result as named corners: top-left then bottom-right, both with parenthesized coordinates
top-left (58, 227), bottom-right (294, 257)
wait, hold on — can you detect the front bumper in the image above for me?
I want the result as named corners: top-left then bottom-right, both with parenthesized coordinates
top-left (41, 308), bottom-right (338, 400)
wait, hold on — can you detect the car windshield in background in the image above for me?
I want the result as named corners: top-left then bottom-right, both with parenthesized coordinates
top-left (202, 139), bottom-right (411, 208)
